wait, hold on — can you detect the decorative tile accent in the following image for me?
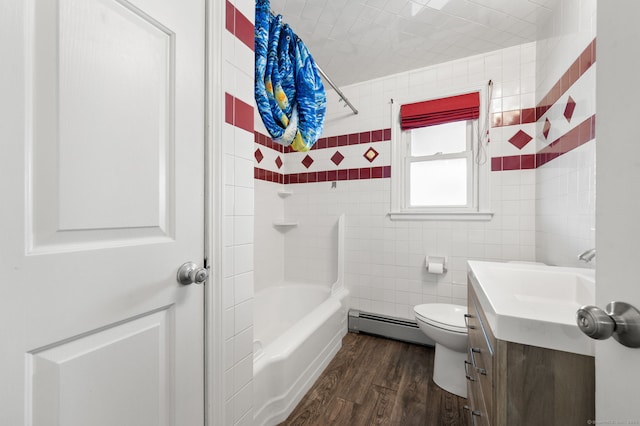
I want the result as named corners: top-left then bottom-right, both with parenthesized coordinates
top-left (564, 96), bottom-right (576, 122)
top-left (254, 148), bottom-right (264, 163)
top-left (331, 151), bottom-right (345, 166)
top-left (301, 155), bottom-right (314, 169)
top-left (275, 156), bottom-right (283, 169)
top-left (363, 147), bottom-right (379, 163)
top-left (508, 130), bottom-right (533, 150)
top-left (543, 118), bottom-right (551, 139)
top-left (491, 114), bottom-right (596, 172)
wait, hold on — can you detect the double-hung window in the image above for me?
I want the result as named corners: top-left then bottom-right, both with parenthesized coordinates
top-left (390, 89), bottom-right (493, 220)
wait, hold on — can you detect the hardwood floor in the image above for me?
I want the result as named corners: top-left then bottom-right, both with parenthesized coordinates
top-left (280, 332), bottom-right (468, 426)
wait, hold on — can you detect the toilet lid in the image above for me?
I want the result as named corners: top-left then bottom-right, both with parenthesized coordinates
top-left (414, 303), bottom-right (467, 332)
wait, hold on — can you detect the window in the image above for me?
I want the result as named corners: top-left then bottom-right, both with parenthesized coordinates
top-left (390, 88), bottom-right (493, 221)
top-left (408, 120), bottom-right (472, 208)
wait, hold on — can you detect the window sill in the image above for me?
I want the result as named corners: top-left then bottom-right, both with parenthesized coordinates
top-left (388, 211), bottom-right (494, 221)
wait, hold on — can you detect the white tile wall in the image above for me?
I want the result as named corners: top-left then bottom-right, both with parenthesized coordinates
top-left (254, 180), bottom-right (286, 293)
top-left (223, 1), bottom-right (255, 425)
top-left (535, 0), bottom-right (597, 102)
top-left (255, 43), bottom-right (540, 320)
top-left (535, 0), bottom-right (596, 268)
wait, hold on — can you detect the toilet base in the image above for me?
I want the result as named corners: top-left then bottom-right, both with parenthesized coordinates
top-left (432, 343), bottom-right (467, 398)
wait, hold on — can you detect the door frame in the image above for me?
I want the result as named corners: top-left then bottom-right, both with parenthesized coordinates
top-left (205, 0), bottom-right (226, 425)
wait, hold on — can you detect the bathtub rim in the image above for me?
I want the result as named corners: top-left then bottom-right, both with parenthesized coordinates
top-left (253, 286), bottom-right (349, 425)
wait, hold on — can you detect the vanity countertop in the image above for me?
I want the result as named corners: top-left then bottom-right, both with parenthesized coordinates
top-left (467, 260), bottom-right (595, 356)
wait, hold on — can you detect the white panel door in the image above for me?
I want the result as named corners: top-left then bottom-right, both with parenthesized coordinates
top-left (0, 0), bottom-right (205, 424)
top-left (596, 1), bottom-right (640, 423)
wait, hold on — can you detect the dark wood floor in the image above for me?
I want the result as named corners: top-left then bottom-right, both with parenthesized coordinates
top-left (280, 332), bottom-right (468, 426)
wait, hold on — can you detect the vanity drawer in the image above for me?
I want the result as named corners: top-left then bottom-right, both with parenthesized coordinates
top-left (464, 370), bottom-right (490, 426)
top-left (467, 285), bottom-right (495, 425)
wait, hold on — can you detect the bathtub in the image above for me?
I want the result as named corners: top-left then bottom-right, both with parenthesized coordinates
top-left (253, 284), bottom-right (349, 425)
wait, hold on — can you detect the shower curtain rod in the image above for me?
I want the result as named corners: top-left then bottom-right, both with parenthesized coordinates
top-left (316, 64), bottom-right (359, 115)
top-left (269, 9), bottom-right (358, 115)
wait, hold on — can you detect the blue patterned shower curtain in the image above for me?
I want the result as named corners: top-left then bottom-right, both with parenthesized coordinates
top-left (255, 0), bottom-right (326, 152)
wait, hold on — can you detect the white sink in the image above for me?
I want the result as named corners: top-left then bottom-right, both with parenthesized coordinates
top-left (467, 261), bottom-right (595, 356)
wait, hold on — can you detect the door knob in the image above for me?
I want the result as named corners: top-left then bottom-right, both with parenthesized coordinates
top-left (177, 262), bottom-right (208, 285)
top-left (576, 302), bottom-right (640, 348)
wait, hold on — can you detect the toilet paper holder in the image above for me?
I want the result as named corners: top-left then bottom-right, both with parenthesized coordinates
top-left (425, 256), bottom-right (447, 274)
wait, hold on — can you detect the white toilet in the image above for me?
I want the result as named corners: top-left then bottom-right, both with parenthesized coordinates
top-left (414, 303), bottom-right (468, 398)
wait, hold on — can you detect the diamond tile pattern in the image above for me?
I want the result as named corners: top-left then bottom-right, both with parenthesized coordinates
top-left (275, 156), bottom-right (283, 169)
top-left (331, 151), bottom-right (344, 166)
top-left (508, 130), bottom-right (533, 150)
top-left (254, 148), bottom-right (264, 163)
top-left (301, 155), bottom-right (314, 169)
top-left (564, 96), bottom-right (577, 122)
top-left (543, 118), bottom-right (551, 139)
top-left (269, 0), bottom-right (551, 86)
top-left (364, 147), bottom-right (379, 163)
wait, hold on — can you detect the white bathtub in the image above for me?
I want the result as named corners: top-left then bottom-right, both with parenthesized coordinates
top-left (253, 284), bottom-right (349, 425)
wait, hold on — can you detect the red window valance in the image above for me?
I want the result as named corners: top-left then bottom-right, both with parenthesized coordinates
top-left (400, 92), bottom-right (480, 130)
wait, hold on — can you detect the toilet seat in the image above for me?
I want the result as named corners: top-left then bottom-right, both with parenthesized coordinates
top-left (414, 304), bottom-right (467, 333)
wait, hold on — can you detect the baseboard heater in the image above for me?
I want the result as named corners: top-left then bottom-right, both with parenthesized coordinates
top-left (348, 310), bottom-right (434, 346)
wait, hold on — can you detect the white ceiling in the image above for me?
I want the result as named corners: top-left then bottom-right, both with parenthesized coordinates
top-left (269, 0), bottom-right (558, 87)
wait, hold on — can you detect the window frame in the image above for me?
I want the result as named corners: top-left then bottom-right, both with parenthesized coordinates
top-left (390, 86), bottom-right (493, 221)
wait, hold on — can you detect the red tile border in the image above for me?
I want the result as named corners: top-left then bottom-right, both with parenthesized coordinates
top-left (536, 39), bottom-right (596, 121)
top-left (502, 155), bottom-right (521, 171)
top-left (254, 131), bottom-right (285, 153)
top-left (254, 167), bottom-right (284, 184)
top-left (492, 107), bottom-right (537, 128)
top-left (521, 108), bottom-right (536, 124)
top-left (520, 154), bottom-right (535, 170)
top-left (255, 166), bottom-right (394, 184)
top-left (226, 1), bottom-right (254, 51)
top-left (502, 110), bottom-right (521, 127)
top-left (225, 1), bottom-right (235, 36)
top-left (234, 96), bottom-right (254, 134)
top-left (491, 114), bottom-right (596, 171)
top-left (225, 93), bottom-right (234, 125)
top-left (226, 92), bottom-right (254, 133)
top-left (254, 128), bottom-right (391, 154)
top-left (491, 157), bottom-right (502, 171)
top-left (256, 107), bottom-right (595, 181)
top-left (536, 114), bottom-right (595, 168)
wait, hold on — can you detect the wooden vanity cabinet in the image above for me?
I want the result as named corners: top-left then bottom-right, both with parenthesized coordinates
top-left (465, 282), bottom-right (595, 426)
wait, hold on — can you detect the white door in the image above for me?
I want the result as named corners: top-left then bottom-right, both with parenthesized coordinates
top-left (596, 1), bottom-right (640, 422)
top-left (0, 0), bottom-right (206, 424)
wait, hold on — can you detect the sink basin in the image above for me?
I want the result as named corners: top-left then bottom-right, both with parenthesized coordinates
top-left (467, 261), bottom-right (595, 356)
